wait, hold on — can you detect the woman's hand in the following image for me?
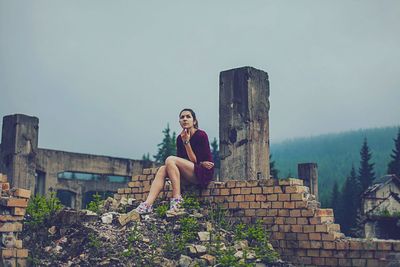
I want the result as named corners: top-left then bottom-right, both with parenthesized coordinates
top-left (200, 161), bottom-right (214, 170)
top-left (181, 129), bottom-right (190, 143)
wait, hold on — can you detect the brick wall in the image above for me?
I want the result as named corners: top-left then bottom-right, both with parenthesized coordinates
top-left (0, 173), bottom-right (30, 267)
top-left (115, 168), bottom-right (400, 267)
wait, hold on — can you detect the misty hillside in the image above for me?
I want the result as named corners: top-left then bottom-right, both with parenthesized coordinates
top-left (270, 126), bottom-right (399, 206)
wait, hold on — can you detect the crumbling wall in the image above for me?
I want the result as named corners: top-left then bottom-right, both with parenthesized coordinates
top-left (115, 168), bottom-right (400, 267)
top-left (0, 173), bottom-right (30, 267)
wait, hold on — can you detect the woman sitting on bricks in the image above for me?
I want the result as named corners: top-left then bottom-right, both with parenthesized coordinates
top-left (134, 108), bottom-right (214, 214)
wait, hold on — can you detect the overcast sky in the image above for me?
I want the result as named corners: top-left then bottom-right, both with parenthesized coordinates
top-left (1, 1), bottom-right (399, 159)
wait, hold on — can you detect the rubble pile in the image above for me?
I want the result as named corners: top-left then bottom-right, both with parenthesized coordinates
top-left (21, 195), bottom-right (294, 267)
top-left (0, 173), bottom-right (30, 267)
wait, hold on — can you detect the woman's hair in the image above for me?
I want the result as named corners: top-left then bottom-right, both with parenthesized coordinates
top-left (179, 108), bottom-right (199, 129)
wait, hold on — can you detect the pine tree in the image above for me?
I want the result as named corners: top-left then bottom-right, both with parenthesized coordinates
top-left (269, 154), bottom-right (279, 179)
top-left (210, 137), bottom-right (220, 169)
top-left (330, 180), bottom-right (341, 217)
top-left (339, 165), bottom-right (361, 235)
top-left (358, 138), bottom-right (375, 193)
top-left (387, 128), bottom-right (400, 177)
top-left (153, 124), bottom-right (176, 164)
top-left (142, 153), bottom-right (152, 168)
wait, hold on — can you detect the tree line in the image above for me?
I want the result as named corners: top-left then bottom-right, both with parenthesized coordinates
top-left (330, 128), bottom-right (400, 236)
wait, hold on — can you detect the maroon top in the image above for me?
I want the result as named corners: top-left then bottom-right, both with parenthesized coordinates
top-left (176, 129), bottom-right (214, 187)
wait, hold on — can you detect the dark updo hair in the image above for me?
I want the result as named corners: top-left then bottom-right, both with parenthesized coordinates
top-left (179, 108), bottom-right (199, 129)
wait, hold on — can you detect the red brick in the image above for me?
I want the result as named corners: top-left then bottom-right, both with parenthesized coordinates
top-left (228, 202), bottom-right (238, 209)
top-left (309, 233), bottom-right (321, 240)
top-left (124, 188), bottom-right (131, 194)
top-left (16, 249), bottom-right (28, 258)
top-left (267, 209), bottom-right (278, 216)
top-left (226, 181), bottom-right (236, 188)
top-left (285, 185), bottom-right (308, 194)
top-left (323, 241), bottom-right (336, 249)
top-left (249, 202), bottom-right (260, 209)
top-left (349, 240), bottom-right (364, 250)
top-left (278, 178), bottom-right (303, 186)
top-left (316, 208), bottom-right (334, 217)
top-left (285, 217), bottom-right (297, 224)
top-left (291, 193), bottom-right (305, 201)
top-left (239, 202), bottom-right (249, 209)
top-left (0, 248), bottom-right (16, 258)
top-left (271, 202), bottom-right (283, 209)
top-left (295, 201), bottom-right (307, 208)
top-left (273, 186), bottom-right (283, 193)
top-left (230, 188), bottom-right (241, 195)
top-left (278, 194), bottom-right (290, 201)
top-left (267, 194), bottom-right (278, 201)
top-left (260, 202), bottom-right (271, 208)
top-left (234, 195), bottom-right (244, 202)
top-left (0, 215), bottom-right (24, 221)
top-left (315, 225), bottom-right (328, 232)
top-left (290, 209), bottom-right (301, 217)
top-left (291, 225), bottom-right (302, 232)
top-left (297, 218), bottom-right (308, 225)
top-left (0, 198), bottom-right (29, 208)
top-left (220, 189), bottom-right (230, 195)
top-left (301, 209), bottom-right (314, 217)
top-left (320, 250), bottom-right (333, 257)
top-left (2, 183), bottom-right (10, 191)
top-left (255, 209), bottom-right (267, 216)
top-left (310, 240), bottom-right (322, 249)
top-left (278, 209), bottom-right (289, 217)
top-left (297, 233), bottom-right (308, 240)
top-left (275, 217), bottom-right (284, 225)
top-left (0, 174), bottom-right (7, 182)
top-left (236, 181), bottom-right (247, 187)
top-left (245, 209), bottom-right (256, 217)
top-left (283, 202), bottom-right (295, 209)
top-left (303, 225), bottom-right (315, 233)
top-left (298, 256), bottom-right (312, 265)
top-left (142, 169), bottom-right (151, 175)
top-left (246, 180), bottom-right (259, 187)
top-left (255, 194), bottom-right (266, 201)
top-left (251, 187), bottom-right (262, 194)
top-left (262, 187), bottom-right (274, 194)
top-left (241, 188), bottom-right (252, 194)
top-left (244, 195), bottom-right (255, 201)
top-left (15, 240), bottom-right (22, 249)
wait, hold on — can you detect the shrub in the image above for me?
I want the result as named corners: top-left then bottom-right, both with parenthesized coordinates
top-left (26, 192), bottom-right (62, 227)
top-left (86, 192), bottom-right (104, 214)
top-left (182, 194), bottom-right (200, 211)
top-left (155, 204), bottom-right (169, 218)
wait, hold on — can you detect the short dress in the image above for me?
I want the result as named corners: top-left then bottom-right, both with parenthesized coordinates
top-left (176, 129), bottom-right (214, 188)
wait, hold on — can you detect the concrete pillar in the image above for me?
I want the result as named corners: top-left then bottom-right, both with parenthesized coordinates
top-left (219, 66), bottom-right (270, 180)
top-left (298, 163), bottom-right (318, 200)
top-left (1, 114), bottom-right (39, 190)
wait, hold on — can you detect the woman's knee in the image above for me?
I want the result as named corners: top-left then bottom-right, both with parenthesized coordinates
top-left (165, 156), bottom-right (178, 166)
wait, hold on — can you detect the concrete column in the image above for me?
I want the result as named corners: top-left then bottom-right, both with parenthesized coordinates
top-left (1, 114), bottom-right (39, 190)
top-left (219, 67), bottom-right (270, 180)
top-left (298, 163), bottom-right (318, 200)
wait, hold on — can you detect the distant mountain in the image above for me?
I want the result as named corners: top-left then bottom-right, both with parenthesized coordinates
top-left (270, 126), bottom-right (399, 207)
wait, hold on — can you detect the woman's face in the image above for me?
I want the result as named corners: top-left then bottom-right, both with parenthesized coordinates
top-left (179, 110), bottom-right (196, 129)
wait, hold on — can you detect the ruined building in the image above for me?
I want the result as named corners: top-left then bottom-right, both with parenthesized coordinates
top-left (0, 114), bottom-right (151, 209)
top-left (362, 174), bottom-right (400, 239)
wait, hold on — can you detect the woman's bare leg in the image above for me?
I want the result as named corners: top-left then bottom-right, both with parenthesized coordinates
top-left (165, 156), bottom-right (198, 198)
top-left (144, 165), bottom-right (167, 205)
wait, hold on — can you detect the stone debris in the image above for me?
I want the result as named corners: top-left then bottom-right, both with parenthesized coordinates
top-left (18, 197), bottom-right (291, 267)
top-left (197, 231), bottom-right (210, 242)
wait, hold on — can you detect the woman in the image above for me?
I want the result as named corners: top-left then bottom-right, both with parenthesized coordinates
top-left (135, 108), bottom-right (214, 214)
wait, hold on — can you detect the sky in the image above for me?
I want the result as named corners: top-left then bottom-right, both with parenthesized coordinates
top-left (1, 1), bottom-right (399, 160)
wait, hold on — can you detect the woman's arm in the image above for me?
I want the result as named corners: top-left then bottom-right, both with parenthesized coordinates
top-left (183, 142), bottom-right (197, 163)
